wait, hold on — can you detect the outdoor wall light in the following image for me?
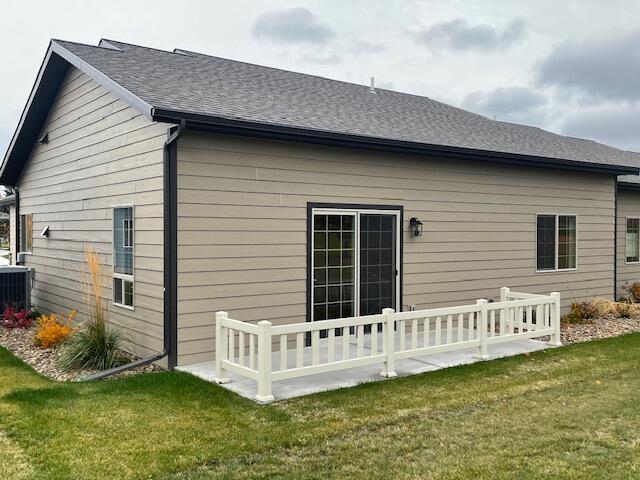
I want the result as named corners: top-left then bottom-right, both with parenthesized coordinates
top-left (409, 217), bottom-right (423, 237)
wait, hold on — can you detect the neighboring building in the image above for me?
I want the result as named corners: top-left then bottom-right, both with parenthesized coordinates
top-left (0, 195), bottom-right (16, 264)
top-left (1, 39), bottom-right (639, 368)
top-left (616, 175), bottom-right (640, 299)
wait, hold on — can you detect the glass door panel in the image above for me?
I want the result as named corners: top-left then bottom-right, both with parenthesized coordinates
top-left (312, 213), bottom-right (355, 322)
top-left (359, 213), bottom-right (396, 316)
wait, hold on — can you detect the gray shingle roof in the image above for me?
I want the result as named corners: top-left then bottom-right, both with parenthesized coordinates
top-left (618, 174), bottom-right (640, 186)
top-left (52, 39), bottom-right (640, 172)
top-left (0, 39), bottom-right (613, 177)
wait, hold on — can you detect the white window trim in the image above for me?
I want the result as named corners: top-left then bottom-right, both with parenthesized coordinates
top-left (535, 213), bottom-right (578, 273)
top-left (19, 213), bottom-right (33, 254)
top-left (113, 205), bottom-right (135, 310)
top-left (625, 216), bottom-right (640, 265)
top-left (310, 207), bottom-right (401, 322)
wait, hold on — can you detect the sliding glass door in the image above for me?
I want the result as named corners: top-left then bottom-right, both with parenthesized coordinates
top-left (311, 207), bottom-right (400, 323)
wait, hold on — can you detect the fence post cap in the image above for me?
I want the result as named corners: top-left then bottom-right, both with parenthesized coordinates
top-left (476, 298), bottom-right (488, 304)
top-left (382, 307), bottom-right (395, 314)
top-left (257, 320), bottom-right (272, 326)
top-left (500, 286), bottom-right (510, 292)
top-left (215, 311), bottom-right (228, 318)
top-left (550, 292), bottom-right (560, 297)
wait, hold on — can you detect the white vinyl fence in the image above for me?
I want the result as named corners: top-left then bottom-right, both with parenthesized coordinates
top-left (214, 287), bottom-right (561, 402)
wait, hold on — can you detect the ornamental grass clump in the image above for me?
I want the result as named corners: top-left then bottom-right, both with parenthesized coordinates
top-left (58, 248), bottom-right (127, 370)
top-left (562, 301), bottom-right (599, 324)
top-left (622, 282), bottom-right (640, 303)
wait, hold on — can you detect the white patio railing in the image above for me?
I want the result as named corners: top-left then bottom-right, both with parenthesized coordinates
top-left (214, 287), bottom-right (561, 402)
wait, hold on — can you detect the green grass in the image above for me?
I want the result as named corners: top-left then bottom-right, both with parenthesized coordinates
top-left (1, 335), bottom-right (640, 479)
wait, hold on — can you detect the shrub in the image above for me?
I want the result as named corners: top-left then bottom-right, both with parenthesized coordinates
top-left (613, 302), bottom-right (633, 319)
top-left (58, 248), bottom-right (127, 370)
top-left (562, 301), bottom-right (599, 324)
top-left (34, 311), bottom-right (77, 349)
top-left (622, 282), bottom-right (640, 303)
top-left (2, 306), bottom-right (36, 329)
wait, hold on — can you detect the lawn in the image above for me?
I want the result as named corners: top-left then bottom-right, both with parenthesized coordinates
top-left (1, 335), bottom-right (639, 480)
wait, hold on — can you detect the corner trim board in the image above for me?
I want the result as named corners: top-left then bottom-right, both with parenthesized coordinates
top-left (164, 121), bottom-right (185, 369)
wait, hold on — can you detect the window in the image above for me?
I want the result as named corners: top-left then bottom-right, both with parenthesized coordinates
top-left (19, 214), bottom-right (33, 253)
top-left (536, 214), bottom-right (577, 271)
top-left (113, 207), bottom-right (134, 308)
top-left (626, 218), bottom-right (640, 263)
top-left (310, 206), bottom-right (400, 322)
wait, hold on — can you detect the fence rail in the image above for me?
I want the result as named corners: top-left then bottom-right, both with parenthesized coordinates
top-left (214, 287), bottom-right (561, 402)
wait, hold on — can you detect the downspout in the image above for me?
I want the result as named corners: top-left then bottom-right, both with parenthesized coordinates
top-left (614, 179), bottom-right (618, 300)
top-left (84, 121), bottom-right (185, 380)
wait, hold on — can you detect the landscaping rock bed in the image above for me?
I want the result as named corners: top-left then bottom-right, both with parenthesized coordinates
top-left (0, 325), bottom-right (162, 381)
top-left (534, 316), bottom-right (640, 345)
top-left (559, 316), bottom-right (640, 344)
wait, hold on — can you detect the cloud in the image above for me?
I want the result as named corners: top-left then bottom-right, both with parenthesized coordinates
top-left (560, 104), bottom-right (640, 152)
top-left (251, 7), bottom-right (334, 45)
top-left (537, 31), bottom-right (640, 102)
top-left (415, 18), bottom-right (525, 51)
top-left (463, 86), bottom-right (547, 123)
top-left (298, 53), bottom-right (342, 65)
top-left (348, 40), bottom-right (386, 54)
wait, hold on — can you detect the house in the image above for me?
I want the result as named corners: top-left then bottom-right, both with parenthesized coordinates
top-left (2, 39), bottom-right (640, 370)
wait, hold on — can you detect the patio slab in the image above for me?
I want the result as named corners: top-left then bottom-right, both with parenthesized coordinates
top-left (177, 328), bottom-right (556, 403)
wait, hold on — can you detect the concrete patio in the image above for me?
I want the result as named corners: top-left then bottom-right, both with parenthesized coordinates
top-left (177, 328), bottom-right (555, 402)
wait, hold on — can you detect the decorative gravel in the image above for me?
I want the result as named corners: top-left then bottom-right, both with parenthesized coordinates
top-left (559, 316), bottom-right (640, 344)
top-left (0, 326), bottom-right (162, 382)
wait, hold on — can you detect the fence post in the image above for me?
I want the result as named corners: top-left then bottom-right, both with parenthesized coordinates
top-left (214, 311), bottom-right (230, 384)
top-left (500, 287), bottom-right (510, 303)
top-left (380, 308), bottom-right (397, 378)
top-left (548, 292), bottom-right (562, 346)
top-left (474, 299), bottom-right (490, 360)
top-left (255, 320), bottom-right (275, 403)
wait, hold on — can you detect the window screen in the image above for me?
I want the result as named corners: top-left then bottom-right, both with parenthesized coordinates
top-left (113, 207), bottom-right (134, 308)
top-left (558, 215), bottom-right (577, 269)
top-left (114, 207), bottom-right (133, 275)
top-left (627, 218), bottom-right (639, 263)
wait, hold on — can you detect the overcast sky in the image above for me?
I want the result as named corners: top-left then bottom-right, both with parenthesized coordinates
top-left (2, 0), bottom-right (640, 157)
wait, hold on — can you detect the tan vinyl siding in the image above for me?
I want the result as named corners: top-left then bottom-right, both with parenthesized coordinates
top-left (17, 67), bottom-right (168, 363)
top-left (616, 189), bottom-right (640, 296)
top-left (176, 131), bottom-right (616, 366)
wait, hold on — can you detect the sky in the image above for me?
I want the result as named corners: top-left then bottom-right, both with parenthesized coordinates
top-left (1, 0), bottom-right (640, 157)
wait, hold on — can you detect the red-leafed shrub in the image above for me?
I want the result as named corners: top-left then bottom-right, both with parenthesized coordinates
top-left (2, 306), bottom-right (36, 329)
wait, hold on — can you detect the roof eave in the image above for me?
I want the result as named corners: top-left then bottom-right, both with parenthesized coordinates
top-left (617, 181), bottom-right (640, 191)
top-left (0, 195), bottom-right (15, 207)
top-left (151, 108), bottom-right (640, 176)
